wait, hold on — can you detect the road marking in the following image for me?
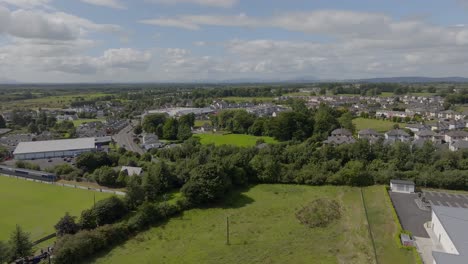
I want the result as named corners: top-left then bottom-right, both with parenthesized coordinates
top-left (425, 191), bottom-right (434, 197)
top-left (429, 200), bottom-right (435, 206)
top-left (454, 202), bottom-right (462, 208)
top-left (464, 203), bottom-right (468, 208)
top-left (454, 194), bottom-right (462, 199)
top-left (436, 201), bottom-right (443, 206)
top-left (437, 192), bottom-right (444, 197)
top-left (445, 193), bottom-right (453, 198)
top-left (446, 201), bottom-right (453, 207)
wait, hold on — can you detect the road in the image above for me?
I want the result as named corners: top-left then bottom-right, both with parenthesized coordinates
top-left (112, 123), bottom-right (144, 155)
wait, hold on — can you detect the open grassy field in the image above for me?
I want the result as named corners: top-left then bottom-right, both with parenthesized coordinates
top-left (72, 118), bottom-right (105, 126)
top-left (353, 118), bottom-right (401, 133)
top-left (363, 186), bottom-right (420, 264)
top-left (0, 176), bottom-right (112, 241)
top-left (194, 133), bottom-right (278, 147)
top-left (93, 185), bottom-right (416, 264)
top-left (194, 119), bottom-right (212, 127)
top-left (222, 96), bottom-right (275, 103)
top-left (2, 93), bottom-right (112, 109)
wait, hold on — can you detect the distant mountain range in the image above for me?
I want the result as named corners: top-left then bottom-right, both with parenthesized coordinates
top-left (2, 76), bottom-right (468, 85)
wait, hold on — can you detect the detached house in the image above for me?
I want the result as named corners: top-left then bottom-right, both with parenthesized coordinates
top-left (323, 128), bottom-right (356, 145)
top-left (444, 131), bottom-right (468, 144)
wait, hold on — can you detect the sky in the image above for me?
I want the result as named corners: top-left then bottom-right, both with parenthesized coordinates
top-left (1, 0), bottom-right (468, 83)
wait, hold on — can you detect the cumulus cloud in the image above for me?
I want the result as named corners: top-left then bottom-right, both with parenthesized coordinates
top-left (80, 0), bottom-right (126, 10)
top-left (0, 0), bottom-right (51, 9)
top-left (145, 0), bottom-right (237, 8)
top-left (0, 6), bottom-right (121, 40)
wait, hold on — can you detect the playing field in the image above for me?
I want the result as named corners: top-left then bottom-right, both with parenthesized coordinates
top-left (72, 118), bottom-right (105, 126)
top-left (221, 96), bottom-right (275, 103)
top-left (93, 185), bottom-right (418, 264)
top-left (0, 176), bottom-right (112, 241)
top-left (353, 118), bottom-right (402, 133)
top-left (194, 134), bottom-right (278, 147)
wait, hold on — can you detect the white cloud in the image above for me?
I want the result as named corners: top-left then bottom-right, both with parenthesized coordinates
top-left (145, 0), bottom-right (237, 8)
top-left (0, 6), bottom-right (121, 40)
top-left (80, 0), bottom-right (126, 10)
top-left (0, 0), bottom-right (51, 9)
top-left (140, 18), bottom-right (200, 30)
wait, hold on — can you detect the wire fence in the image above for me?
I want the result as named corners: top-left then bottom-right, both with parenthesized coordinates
top-left (360, 188), bottom-right (379, 264)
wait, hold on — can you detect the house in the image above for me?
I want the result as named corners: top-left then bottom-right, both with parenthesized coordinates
top-left (405, 124), bottom-right (428, 133)
top-left (415, 130), bottom-right (435, 141)
top-left (390, 179), bottom-right (415, 193)
top-left (444, 131), bottom-right (468, 144)
top-left (141, 133), bottom-right (164, 151)
top-left (358, 129), bottom-right (381, 143)
top-left (385, 129), bottom-right (411, 142)
top-left (120, 166), bottom-right (143, 176)
top-left (449, 140), bottom-right (468, 151)
top-left (323, 128), bottom-right (356, 145)
top-left (430, 206), bottom-right (468, 264)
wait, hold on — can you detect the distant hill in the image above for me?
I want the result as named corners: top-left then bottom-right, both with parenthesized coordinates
top-left (353, 76), bottom-right (468, 83)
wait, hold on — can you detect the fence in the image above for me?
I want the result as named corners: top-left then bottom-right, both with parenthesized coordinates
top-left (0, 173), bottom-right (126, 196)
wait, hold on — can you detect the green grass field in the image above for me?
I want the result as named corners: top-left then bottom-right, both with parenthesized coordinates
top-left (72, 118), bottom-right (105, 126)
top-left (353, 118), bottom-right (401, 133)
top-left (363, 186), bottom-right (420, 264)
top-left (194, 120), bottom-right (212, 127)
top-left (0, 176), bottom-right (112, 241)
top-left (194, 134), bottom-right (278, 147)
top-left (3, 93), bottom-right (111, 109)
top-left (93, 185), bottom-right (415, 264)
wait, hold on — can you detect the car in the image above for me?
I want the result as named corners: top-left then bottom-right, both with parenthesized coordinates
top-left (48, 159), bottom-right (53, 162)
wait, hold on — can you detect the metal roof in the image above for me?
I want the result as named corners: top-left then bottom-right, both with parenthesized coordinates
top-left (13, 138), bottom-right (96, 155)
top-left (432, 206), bottom-right (468, 264)
top-left (390, 179), bottom-right (415, 185)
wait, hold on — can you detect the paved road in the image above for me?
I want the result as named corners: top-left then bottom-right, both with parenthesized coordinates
top-left (112, 124), bottom-right (144, 154)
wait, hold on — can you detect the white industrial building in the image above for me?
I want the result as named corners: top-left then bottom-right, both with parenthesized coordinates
top-left (13, 138), bottom-right (97, 160)
top-left (431, 206), bottom-right (468, 264)
top-left (390, 179), bottom-right (415, 193)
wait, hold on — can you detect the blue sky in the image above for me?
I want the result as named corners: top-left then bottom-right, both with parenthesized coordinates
top-left (1, 0), bottom-right (468, 82)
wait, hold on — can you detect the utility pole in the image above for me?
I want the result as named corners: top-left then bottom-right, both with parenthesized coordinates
top-left (226, 216), bottom-right (230, 245)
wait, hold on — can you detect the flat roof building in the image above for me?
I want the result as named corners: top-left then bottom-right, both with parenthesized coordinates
top-left (431, 206), bottom-right (468, 264)
top-left (13, 138), bottom-right (96, 160)
top-left (390, 179), bottom-right (415, 193)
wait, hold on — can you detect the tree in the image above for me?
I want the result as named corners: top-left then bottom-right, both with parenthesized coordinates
top-left (181, 163), bottom-right (231, 205)
top-left (162, 118), bottom-right (178, 140)
top-left (0, 241), bottom-right (9, 264)
top-left (177, 123), bottom-right (192, 141)
top-left (28, 122), bottom-right (38, 134)
top-left (314, 104), bottom-right (339, 136)
top-left (94, 196), bottom-right (128, 226)
top-left (0, 115), bottom-right (6, 128)
top-left (76, 152), bottom-right (112, 172)
top-left (7, 225), bottom-right (33, 261)
top-left (338, 112), bottom-right (355, 133)
top-left (142, 113), bottom-right (167, 135)
top-left (55, 213), bottom-right (80, 236)
top-left (133, 124), bottom-right (143, 135)
top-left (125, 176), bottom-right (145, 209)
top-left (179, 113), bottom-right (195, 127)
top-left (92, 166), bottom-right (118, 186)
top-left (79, 209), bottom-right (97, 230)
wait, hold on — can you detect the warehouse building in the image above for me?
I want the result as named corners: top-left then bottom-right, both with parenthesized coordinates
top-left (431, 206), bottom-right (468, 264)
top-left (13, 138), bottom-right (97, 160)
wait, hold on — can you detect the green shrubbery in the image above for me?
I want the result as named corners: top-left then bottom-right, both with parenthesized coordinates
top-left (296, 198), bottom-right (341, 228)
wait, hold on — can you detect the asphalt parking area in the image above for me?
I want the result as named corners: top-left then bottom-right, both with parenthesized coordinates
top-left (389, 191), bottom-right (430, 238)
top-left (423, 190), bottom-right (468, 208)
top-left (1, 157), bottom-right (75, 170)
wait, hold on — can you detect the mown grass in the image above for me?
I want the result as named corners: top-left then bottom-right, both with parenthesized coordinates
top-left (72, 118), bottom-right (105, 126)
top-left (194, 120), bottom-right (212, 127)
top-left (353, 118), bottom-right (401, 133)
top-left (194, 133), bottom-right (278, 147)
top-left (2, 93), bottom-right (111, 109)
top-left (93, 185), bottom-right (375, 264)
top-left (0, 176), bottom-right (112, 241)
top-left (363, 186), bottom-right (420, 264)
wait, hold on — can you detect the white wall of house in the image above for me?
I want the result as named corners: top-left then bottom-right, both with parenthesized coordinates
top-left (432, 210), bottom-right (459, 255)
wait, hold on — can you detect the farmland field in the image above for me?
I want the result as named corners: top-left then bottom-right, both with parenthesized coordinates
top-left (353, 118), bottom-right (401, 133)
top-left (194, 134), bottom-right (278, 147)
top-left (1, 93), bottom-right (112, 109)
top-left (0, 176), bottom-right (112, 241)
top-left (93, 185), bottom-right (416, 264)
top-left (72, 118), bottom-right (105, 126)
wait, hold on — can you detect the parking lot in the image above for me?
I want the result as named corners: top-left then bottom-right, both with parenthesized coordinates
top-left (1, 157), bottom-right (75, 170)
top-left (423, 190), bottom-right (468, 208)
top-left (389, 192), bottom-right (431, 237)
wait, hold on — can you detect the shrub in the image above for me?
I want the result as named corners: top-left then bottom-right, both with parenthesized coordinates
top-left (296, 198), bottom-right (341, 228)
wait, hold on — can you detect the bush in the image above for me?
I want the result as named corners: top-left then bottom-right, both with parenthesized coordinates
top-left (296, 198), bottom-right (341, 228)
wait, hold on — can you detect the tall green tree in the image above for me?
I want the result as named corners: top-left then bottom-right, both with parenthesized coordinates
top-left (0, 241), bottom-right (9, 264)
top-left (338, 112), bottom-right (355, 133)
top-left (162, 118), bottom-right (178, 140)
top-left (142, 113), bottom-right (167, 136)
top-left (8, 225), bottom-right (33, 261)
top-left (55, 213), bottom-right (80, 236)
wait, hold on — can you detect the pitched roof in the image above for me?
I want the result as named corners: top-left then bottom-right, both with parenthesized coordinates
top-left (416, 130), bottom-right (435, 137)
top-left (121, 166), bottom-right (143, 176)
top-left (331, 128), bottom-right (352, 136)
top-left (385, 129), bottom-right (410, 137)
top-left (446, 130), bottom-right (468, 138)
top-left (358, 129), bottom-right (380, 136)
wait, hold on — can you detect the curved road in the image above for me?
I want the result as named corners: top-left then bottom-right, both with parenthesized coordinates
top-left (112, 123), bottom-right (144, 155)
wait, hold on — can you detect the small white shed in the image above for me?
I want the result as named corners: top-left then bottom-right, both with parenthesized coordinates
top-left (390, 179), bottom-right (415, 193)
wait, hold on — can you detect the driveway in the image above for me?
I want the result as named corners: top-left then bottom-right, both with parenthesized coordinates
top-left (112, 123), bottom-right (144, 155)
top-left (389, 191), bottom-right (431, 237)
